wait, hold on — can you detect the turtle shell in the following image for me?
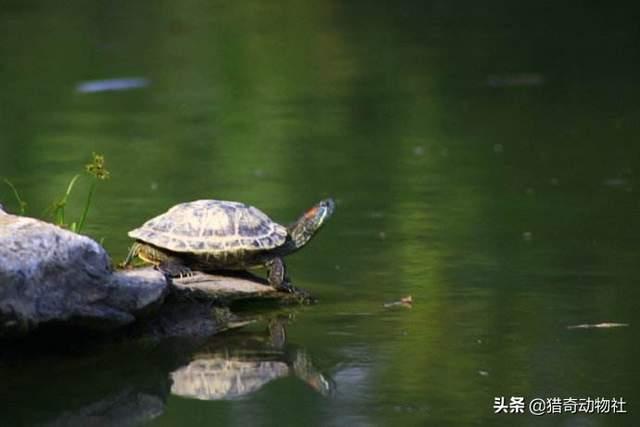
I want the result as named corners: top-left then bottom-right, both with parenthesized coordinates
top-left (128, 200), bottom-right (288, 255)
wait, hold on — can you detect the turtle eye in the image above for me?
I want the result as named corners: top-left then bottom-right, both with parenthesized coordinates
top-left (320, 198), bottom-right (336, 216)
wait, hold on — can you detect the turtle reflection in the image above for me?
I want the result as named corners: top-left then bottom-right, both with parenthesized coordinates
top-left (170, 320), bottom-right (333, 400)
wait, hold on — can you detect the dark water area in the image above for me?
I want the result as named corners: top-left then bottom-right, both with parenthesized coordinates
top-left (1, 1), bottom-right (639, 426)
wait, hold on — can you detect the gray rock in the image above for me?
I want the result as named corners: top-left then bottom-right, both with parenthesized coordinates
top-left (172, 271), bottom-right (315, 305)
top-left (0, 213), bottom-right (169, 337)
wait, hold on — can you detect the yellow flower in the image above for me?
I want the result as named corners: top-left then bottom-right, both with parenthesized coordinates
top-left (85, 153), bottom-right (110, 180)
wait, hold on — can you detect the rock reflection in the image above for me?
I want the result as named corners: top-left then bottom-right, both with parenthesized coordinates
top-left (0, 338), bottom-right (173, 426)
top-left (170, 321), bottom-right (334, 400)
top-left (42, 390), bottom-right (164, 427)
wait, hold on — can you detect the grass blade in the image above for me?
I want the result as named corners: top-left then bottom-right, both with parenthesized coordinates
top-left (55, 174), bottom-right (81, 226)
top-left (76, 181), bottom-right (96, 233)
top-left (2, 178), bottom-right (27, 214)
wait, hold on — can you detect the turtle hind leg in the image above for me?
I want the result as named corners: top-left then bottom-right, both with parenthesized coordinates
top-left (157, 257), bottom-right (194, 278)
top-left (133, 243), bottom-right (194, 278)
top-left (266, 257), bottom-right (293, 292)
top-left (119, 242), bottom-right (142, 269)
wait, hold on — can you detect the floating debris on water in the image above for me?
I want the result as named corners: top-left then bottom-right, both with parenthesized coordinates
top-left (383, 295), bottom-right (413, 309)
top-left (522, 231), bottom-right (533, 241)
top-left (487, 73), bottom-right (545, 88)
top-left (603, 178), bottom-right (629, 188)
top-left (550, 177), bottom-right (560, 186)
top-left (603, 177), bottom-right (633, 193)
top-left (327, 331), bottom-right (355, 336)
top-left (76, 77), bottom-right (150, 94)
top-left (392, 403), bottom-right (429, 413)
top-left (413, 146), bottom-right (425, 156)
top-left (336, 312), bottom-right (374, 316)
top-left (478, 370), bottom-right (489, 377)
top-left (378, 231), bottom-right (387, 240)
top-left (493, 143), bottom-right (504, 154)
top-left (567, 322), bottom-right (629, 330)
top-left (604, 178), bottom-right (627, 187)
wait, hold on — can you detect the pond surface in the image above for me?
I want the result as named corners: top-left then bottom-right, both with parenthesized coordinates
top-left (1, 1), bottom-right (639, 426)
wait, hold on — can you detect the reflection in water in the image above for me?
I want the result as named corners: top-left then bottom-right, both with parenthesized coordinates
top-left (170, 321), bottom-right (334, 400)
top-left (0, 319), bottom-right (332, 426)
top-left (0, 340), bottom-right (171, 426)
top-left (172, 359), bottom-right (289, 400)
top-left (486, 72), bottom-right (545, 87)
top-left (75, 77), bottom-right (150, 94)
top-left (43, 390), bottom-right (165, 427)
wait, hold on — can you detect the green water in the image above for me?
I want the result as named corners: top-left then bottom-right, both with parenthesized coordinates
top-left (1, 1), bottom-right (639, 426)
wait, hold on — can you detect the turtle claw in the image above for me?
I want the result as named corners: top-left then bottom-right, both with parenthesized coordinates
top-left (277, 279), bottom-right (295, 293)
top-left (173, 269), bottom-right (195, 279)
top-left (279, 281), bottom-right (315, 303)
top-left (177, 271), bottom-right (195, 279)
top-left (156, 260), bottom-right (193, 279)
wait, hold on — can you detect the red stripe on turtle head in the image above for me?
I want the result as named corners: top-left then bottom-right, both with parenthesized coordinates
top-left (304, 206), bottom-right (320, 220)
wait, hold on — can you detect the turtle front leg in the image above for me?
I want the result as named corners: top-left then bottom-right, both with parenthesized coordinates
top-left (266, 257), bottom-right (292, 292)
top-left (158, 257), bottom-right (194, 278)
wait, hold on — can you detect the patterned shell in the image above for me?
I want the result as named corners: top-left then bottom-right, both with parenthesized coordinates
top-left (128, 200), bottom-right (288, 254)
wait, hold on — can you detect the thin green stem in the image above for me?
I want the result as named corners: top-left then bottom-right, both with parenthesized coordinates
top-left (2, 178), bottom-right (27, 214)
top-left (77, 180), bottom-right (96, 233)
top-left (55, 174), bottom-right (80, 226)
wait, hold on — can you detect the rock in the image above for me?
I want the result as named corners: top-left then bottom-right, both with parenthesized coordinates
top-left (123, 270), bottom-right (312, 339)
top-left (172, 271), bottom-right (315, 304)
top-left (0, 213), bottom-right (169, 337)
top-left (108, 268), bottom-right (169, 318)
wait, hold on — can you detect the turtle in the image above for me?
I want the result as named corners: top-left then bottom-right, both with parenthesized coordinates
top-left (122, 198), bottom-right (335, 290)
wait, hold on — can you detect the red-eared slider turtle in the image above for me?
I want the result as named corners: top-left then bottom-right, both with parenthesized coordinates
top-left (123, 198), bottom-right (335, 290)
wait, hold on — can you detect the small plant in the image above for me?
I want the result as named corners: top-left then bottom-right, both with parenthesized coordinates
top-left (3, 153), bottom-right (110, 233)
top-left (76, 153), bottom-right (110, 232)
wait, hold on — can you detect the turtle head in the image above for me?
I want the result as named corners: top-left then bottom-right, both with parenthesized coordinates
top-left (288, 198), bottom-right (335, 250)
